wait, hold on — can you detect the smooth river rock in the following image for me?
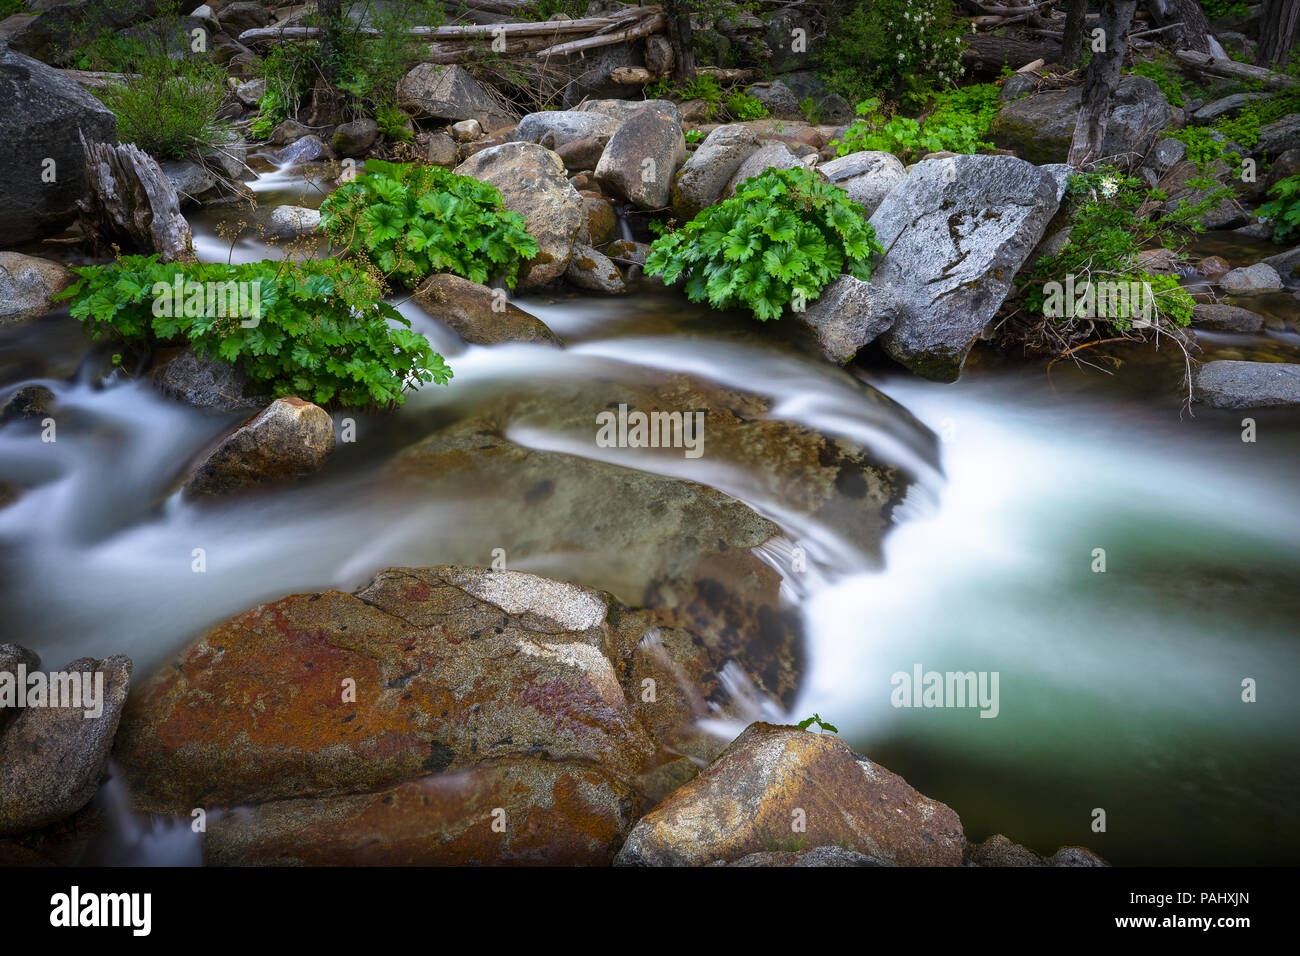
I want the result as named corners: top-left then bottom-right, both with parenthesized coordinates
top-left (183, 396), bottom-right (335, 496)
top-left (414, 273), bottom-right (560, 346)
top-left (1193, 360), bottom-right (1300, 408)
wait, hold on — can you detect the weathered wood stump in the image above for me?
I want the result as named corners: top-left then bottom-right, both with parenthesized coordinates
top-left (77, 135), bottom-right (194, 262)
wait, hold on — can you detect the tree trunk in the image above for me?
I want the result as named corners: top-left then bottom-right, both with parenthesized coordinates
top-left (1144, 0), bottom-right (1213, 54)
top-left (664, 0), bottom-right (696, 81)
top-left (77, 136), bottom-right (194, 262)
top-left (1061, 0), bottom-right (1090, 69)
top-left (1067, 1), bottom-right (1138, 169)
top-left (1257, 0), bottom-right (1300, 68)
top-left (316, 0), bottom-right (344, 82)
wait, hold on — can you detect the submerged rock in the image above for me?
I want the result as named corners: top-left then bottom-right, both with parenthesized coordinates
top-left (0, 252), bottom-right (72, 328)
top-left (1191, 303), bottom-right (1266, 332)
top-left (615, 722), bottom-right (966, 866)
top-left (413, 273), bottom-right (560, 346)
top-left (0, 383), bottom-right (55, 423)
top-left (149, 348), bottom-right (266, 413)
top-left (455, 143), bottom-right (583, 289)
top-left (183, 396), bottom-right (335, 496)
top-left (0, 654), bottom-right (132, 837)
top-left (1193, 360), bottom-right (1300, 407)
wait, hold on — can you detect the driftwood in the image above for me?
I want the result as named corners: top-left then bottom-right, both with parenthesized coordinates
top-left (78, 136), bottom-right (194, 262)
top-left (237, 17), bottom-right (635, 45)
top-left (1174, 49), bottom-right (1300, 88)
top-left (536, 13), bottom-right (666, 58)
top-left (610, 65), bottom-right (762, 84)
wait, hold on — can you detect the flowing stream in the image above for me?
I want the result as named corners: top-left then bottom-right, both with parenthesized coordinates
top-left (1, 159), bottom-right (1297, 865)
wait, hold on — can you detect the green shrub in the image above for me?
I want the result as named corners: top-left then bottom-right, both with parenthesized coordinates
top-left (646, 74), bottom-right (725, 119)
top-left (646, 166), bottom-right (884, 321)
top-left (98, 48), bottom-right (231, 162)
top-left (816, 0), bottom-right (967, 108)
top-left (1019, 170), bottom-right (1196, 333)
top-left (833, 85), bottom-right (999, 160)
top-left (54, 256), bottom-right (449, 408)
top-left (319, 159), bottom-right (538, 289)
top-left (725, 91), bottom-right (769, 121)
top-left (1128, 59), bottom-right (1188, 107)
top-left (1257, 174), bottom-right (1300, 243)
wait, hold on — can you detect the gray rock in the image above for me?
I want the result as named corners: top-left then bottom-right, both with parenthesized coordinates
top-left (555, 137), bottom-right (605, 173)
top-left (745, 80), bottom-right (801, 120)
top-left (184, 397), bottom-right (336, 497)
top-left (724, 142), bottom-right (804, 198)
top-left (425, 130), bottom-right (458, 168)
top-left (1147, 136), bottom-right (1187, 175)
top-left (233, 77), bottom-right (265, 108)
top-left (566, 243), bottom-right (626, 295)
top-left (872, 156), bottom-right (1071, 381)
top-left (1261, 244), bottom-right (1300, 280)
top-left (671, 124), bottom-right (761, 220)
top-left (0, 253), bottom-right (71, 328)
top-left (988, 76), bottom-right (1171, 167)
top-left (999, 72), bottom-right (1038, 102)
top-left (455, 143), bottom-right (584, 289)
top-left (576, 99), bottom-right (681, 126)
top-left (1158, 159), bottom-right (1248, 230)
top-left (216, 1), bottom-right (272, 37)
top-left (266, 205), bottom-right (320, 242)
top-left (331, 118), bottom-right (378, 158)
top-left (273, 134), bottom-right (331, 166)
top-left (819, 150), bottom-right (906, 219)
top-left (1221, 262), bottom-right (1283, 294)
top-left (1194, 360), bottom-right (1300, 407)
top-left (161, 159), bottom-right (217, 204)
top-left (595, 104), bottom-right (686, 210)
top-left (1256, 113), bottom-right (1300, 155)
top-left (1267, 148), bottom-right (1300, 190)
top-left (0, 654), bottom-right (132, 837)
top-left (268, 119), bottom-right (310, 147)
top-left (150, 348), bottom-right (265, 413)
top-left (1191, 303), bottom-right (1266, 332)
top-left (0, 44), bottom-right (117, 244)
top-left (1191, 92), bottom-right (1266, 124)
top-left (794, 276), bottom-right (892, 365)
top-left (450, 119), bottom-right (481, 142)
top-left (1047, 846), bottom-right (1110, 867)
top-left (0, 644), bottom-right (39, 733)
top-left (512, 110), bottom-right (621, 149)
top-left (397, 63), bottom-right (513, 129)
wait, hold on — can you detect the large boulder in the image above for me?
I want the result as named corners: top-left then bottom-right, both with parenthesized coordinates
top-left (511, 110), bottom-right (621, 150)
top-left (0, 43), bottom-right (117, 245)
top-left (0, 654), bottom-right (132, 837)
top-left (413, 273), bottom-right (560, 346)
top-left (794, 276), bottom-right (892, 365)
top-left (671, 124), bottom-right (761, 220)
top-left (0, 252), bottom-right (71, 328)
top-left (818, 150), bottom-right (906, 219)
top-left (397, 63), bottom-right (513, 130)
top-left (576, 99), bottom-right (681, 126)
top-left (455, 143), bottom-right (583, 289)
top-left (989, 76), bottom-right (1172, 167)
top-left (745, 80), bottom-right (802, 120)
top-left (113, 567), bottom-right (658, 811)
top-left (183, 396), bottom-right (336, 496)
top-left (615, 723), bottom-right (966, 866)
top-left (1193, 360), bottom-right (1300, 407)
top-left (872, 156), bottom-right (1071, 380)
top-left (595, 104), bottom-right (687, 210)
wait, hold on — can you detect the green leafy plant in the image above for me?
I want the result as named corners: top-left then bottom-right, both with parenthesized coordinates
top-left (647, 74), bottom-right (725, 119)
top-left (833, 85), bottom-right (999, 160)
top-left (54, 256), bottom-right (449, 408)
top-left (797, 713), bottom-right (839, 733)
top-left (725, 91), bottom-right (769, 121)
top-left (1128, 59), bottom-right (1188, 107)
top-left (1257, 174), bottom-right (1300, 243)
top-left (684, 129), bottom-right (705, 145)
top-left (319, 159), bottom-right (538, 289)
top-left (646, 166), bottom-right (884, 321)
top-left (815, 0), bottom-right (967, 108)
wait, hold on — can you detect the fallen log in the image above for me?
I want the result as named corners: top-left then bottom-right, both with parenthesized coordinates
top-left (1174, 49), bottom-right (1299, 88)
top-left (237, 16), bottom-right (640, 45)
top-left (77, 136), bottom-right (194, 263)
top-left (535, 12), bottom-right (666, 58)
top-left (609, 65), bottom-right (761, 84)
top-left (962, 33), bottom-right (1063, 72)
